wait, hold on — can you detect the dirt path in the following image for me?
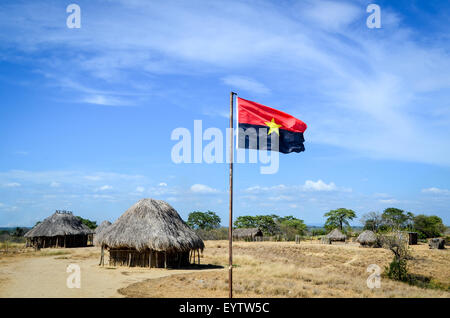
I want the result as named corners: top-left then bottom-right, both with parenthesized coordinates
top-left (0, 247), bottom-right (221, 298)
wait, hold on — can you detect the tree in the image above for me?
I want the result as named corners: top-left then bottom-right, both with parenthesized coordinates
top-left (413, 214), bottom-right (445, 239)
top-left (187, 211), bottom-right (221, 230)
top-left (76, 216), bottom-right (97, 230)
top-left (381, 208), bottom-right (409, 230)
top-left (360, 212), bottom-right (383, 232)
top-left (381, 232), bottom-right (410, 282)
top-left (276, 216), bottom-right (307, 239)
top-left (234, 215), bottom-right (280, 235)
top-left (324, 208), bottom-right (356, 231)
top-left (11, 227), bottom-right (25, 237)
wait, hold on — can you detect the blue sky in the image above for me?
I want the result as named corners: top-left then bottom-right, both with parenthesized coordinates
top-left (1, 0), bottom-right (449, 227)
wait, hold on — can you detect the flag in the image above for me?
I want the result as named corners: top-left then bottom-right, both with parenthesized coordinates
top-left (237, 97), bottom-right (307, 154)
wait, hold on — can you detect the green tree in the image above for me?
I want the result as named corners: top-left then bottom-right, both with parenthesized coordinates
top-left (381, 208), bottom-right (409, 230)
top-left (76, 216), bottom-right (97, 230)
top-left (360, 212), bottom-right (383, 232)
top-left (324, 208), bottom-right (356, 231)
top-left (234, 215), bottom-right (280, 235)
top-left (276, 216), bottom-right (307, 236)
top-left (413, 214), bottom-right (446, 239)
top-left (187, 211), bottom-right (221, 230)
top-left (11, 227), bottom-right (25, 237)
top-left (234, 216), bottom-right (259, 229)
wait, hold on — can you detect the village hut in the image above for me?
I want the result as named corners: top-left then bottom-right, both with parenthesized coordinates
top-left (232, 228), bottom-right (263, 241)
top-left (24, 210), bottom-right (93, 249)
top-left (408, 232), bottom-right (418, 245)
top-left (324, 228), bottom-right (346, 244)
top-left (96, 198), bottom-right (205, 268)
top-left (429, 238), bottom-right (445, 249)
top-left (93, 220), bottom-right (112, 246)
top-left (356, 230), bottom-right (379, 247)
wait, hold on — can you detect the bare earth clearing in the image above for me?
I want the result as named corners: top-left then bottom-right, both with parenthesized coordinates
top-left (0, 240), bottom-right (449, 298)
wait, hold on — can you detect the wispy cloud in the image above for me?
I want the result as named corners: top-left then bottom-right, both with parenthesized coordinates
top-left (222, 76), bottom-right (270, 95)
top-left (190, 184), bottom-right (219, 194)
top-left (0, 0), bottom-right (449, 165)
top-left (3, 182), bottom-right (21, 188)
top-left (422, 187), bottom-right (450, 195)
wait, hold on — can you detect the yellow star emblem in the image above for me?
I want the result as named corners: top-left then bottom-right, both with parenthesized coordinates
top-left (264, 118), bottom-right (282, 136)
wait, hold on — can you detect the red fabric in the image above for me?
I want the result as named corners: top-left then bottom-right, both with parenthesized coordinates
top-left (237, 97), bottom-right (307, 133)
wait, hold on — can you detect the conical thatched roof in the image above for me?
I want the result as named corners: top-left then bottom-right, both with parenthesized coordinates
top-left (233, 228), bottom-right (263, 238)
top-left (96, 198), bottom-right (204, 252)
top-left (24, 211), bottom-right (93, 238)
top-left (326, 228), bottom-right (346, 241)
top-left (357, 230), bottom-right (377, 244)
top-left (95, 220), bottom-right (112, 234)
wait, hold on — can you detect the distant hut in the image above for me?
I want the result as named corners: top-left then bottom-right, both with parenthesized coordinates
top-left (93, 220), bottom-right (112, 246)
top-left (24, 210), bottom-right (93, 249)
top-left (96, 198), bottom-right (204, 268)
top-left (408, 232), bottom-right (418, 245)
top-left (233, 228), bottom-right (263, 241)
top-left (429, 238), bottom-right (445, 249)
top-left (356, 230), bottom-right (378, 247)
top-left (324, 228), bottom-right (346, 244)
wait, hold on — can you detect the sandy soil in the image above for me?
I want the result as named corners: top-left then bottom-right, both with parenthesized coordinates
top-left (0, 241), bottom-right (448, 298)
top-left (0, 247), bottom-right (221, 298)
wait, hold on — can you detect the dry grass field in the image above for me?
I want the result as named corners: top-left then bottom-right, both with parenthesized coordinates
top-left (0, 240), bottom-right (449, 298)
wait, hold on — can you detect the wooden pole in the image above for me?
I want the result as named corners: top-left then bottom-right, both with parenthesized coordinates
top-left (228, 91), bottom-right (236, 298)
top-left (164, 251), bottom-right (167, 269)
top-left (149, 250), bottom-right (152, 268)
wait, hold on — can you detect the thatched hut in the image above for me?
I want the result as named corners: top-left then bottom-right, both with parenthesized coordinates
top-left (24, 210), bottom-right (93, 249)
top-left (429, 238), bottom-right (445, 249)
top-left (233, 228), bottom-right (263, 241)
top-left (324, 228), bottom-right (346, 244)
top-left (408, 232), bottom-right (418, 245)
top-left (356, 230), bottom-right (378, 247)
top-left (96, 198), bottom-right (205, 268)
top-left (93, 220), bottom-right (112, 246)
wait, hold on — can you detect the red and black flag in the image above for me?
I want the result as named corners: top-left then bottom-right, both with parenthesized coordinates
top-left (237, 97), bottom-right (307, 154)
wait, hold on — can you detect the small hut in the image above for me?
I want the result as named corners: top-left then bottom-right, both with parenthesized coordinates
top-left (232, 228), bottom-right (263, 241)
top-left (93, 220), bottom-right (112, 246)
top-left (324, 228), bottom-right (346, 244)
top-left (96, 198), bottom-right (205, 268)
top-left (356, 230), bottom-right (378, 247)
top-left (429, 238), bottom-right (445, 249)
top-left (24, 210), bottom-right (93, 249)
top-left (408, 232), bottom-right (418, 245)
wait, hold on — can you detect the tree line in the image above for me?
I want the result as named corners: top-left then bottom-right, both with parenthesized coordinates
top-left (186, 207), bottom-right (447, 240)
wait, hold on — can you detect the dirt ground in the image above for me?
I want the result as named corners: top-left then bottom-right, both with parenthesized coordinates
top-left (0, 247), bottom-right (221, 297)
top-left (0, 240), bottom-right (449, 298)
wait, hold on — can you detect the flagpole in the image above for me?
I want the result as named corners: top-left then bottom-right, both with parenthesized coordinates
top-left (229, 91), bottom-right (236, 298)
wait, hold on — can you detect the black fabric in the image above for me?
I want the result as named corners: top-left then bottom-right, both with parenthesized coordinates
top-left (238, 123), bottom-right (305, 154)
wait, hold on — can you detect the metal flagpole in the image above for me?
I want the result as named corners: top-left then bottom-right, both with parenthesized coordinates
top-left (229, 91), bottom-right (236, 298)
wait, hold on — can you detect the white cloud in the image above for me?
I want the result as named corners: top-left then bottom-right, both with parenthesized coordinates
top-left (159, 182), bottom-right (167, 187)
top-left (50, 181), bottom-right (60, 187)
top-left (96, 185), bottom-right (113, 191)
top-left (422, 187), bottom-right (450, 195)
top-left (302, 179), bottom-right (337, 192)
top-left (222, 76), bottom-right (270, 94)
top-left (81, 95), bottom-right (130, 107)
top-left (190, 184), bottom-right (219, 194)
top-left (300, 0), bottom-right (360, 31)
top-left (379, 199), bottom-right (400, 204)
top-left (4, 182), bottom-right (21, 188)
top-left (135, 186), bottom-right (145, 193)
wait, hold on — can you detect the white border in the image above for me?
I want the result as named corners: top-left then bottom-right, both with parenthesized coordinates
top-left (235, 95), bottom-right (239, 150)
